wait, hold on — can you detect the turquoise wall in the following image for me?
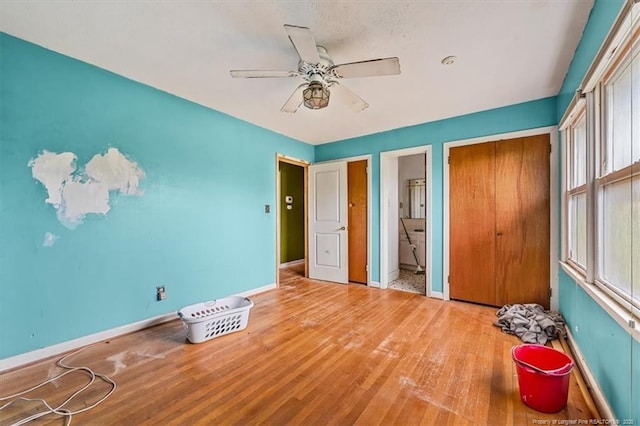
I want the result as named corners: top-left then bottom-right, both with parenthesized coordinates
top-left (1, 0), bottom-right (636, 419)
top-left (0, 33), bottom-right (313, 359)
top-left (315, 97), bottom-right (558, 291)
top-left (559, 273), bottom-right (639, 421)
top-left (556, 0), bottom-right (625, 119)
top-left (555, 0), bottom-right (637, 421)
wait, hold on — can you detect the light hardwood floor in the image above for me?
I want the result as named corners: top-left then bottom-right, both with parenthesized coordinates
top-left (1, 266), bottom-right (591, 425)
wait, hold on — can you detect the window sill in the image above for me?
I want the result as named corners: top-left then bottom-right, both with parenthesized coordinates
top-left (560, 261), bottom-right (639, 343)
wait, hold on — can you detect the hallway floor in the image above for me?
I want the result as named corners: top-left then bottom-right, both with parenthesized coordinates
top-left (388, 268), bottom-right (426, 295)
top-left (280, 263), bottom-right (426, 295)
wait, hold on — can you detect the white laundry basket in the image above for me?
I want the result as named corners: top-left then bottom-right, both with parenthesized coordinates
top-left (178, 296), bottom-right (254, 344)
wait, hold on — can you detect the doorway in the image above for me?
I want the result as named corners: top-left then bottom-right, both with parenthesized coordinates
top-left (276, 155), bottom-right (309, 286)
top-left (390, 154), bottom-right (427, 294)
top-left (307, 156), bottom-right (371, 285)
top-left (448, 134), bottom-right (551, 308)
top-left (380, 147), bottom-right (432, 296)
top-left (442, 126), bottom-right (560, 310)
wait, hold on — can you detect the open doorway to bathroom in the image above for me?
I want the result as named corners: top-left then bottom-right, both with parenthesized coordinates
top-left (391, 154), bottom-right (427, 294)
top-left (276, 155), bottom-right (309, 286)
top-left (380, 147), bottom-right (431, 296)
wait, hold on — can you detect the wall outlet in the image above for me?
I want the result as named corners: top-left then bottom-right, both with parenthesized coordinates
top-left (156, 286), bottom-right (167, 301)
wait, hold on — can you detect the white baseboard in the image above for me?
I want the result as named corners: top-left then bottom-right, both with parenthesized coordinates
top-left (429, 291), bottom-right (444, 300)
top-left (236, 283), bottom-right (276, 296)
top-left (388, 269), bottom-right (400, 282)
top-left (565, 327), bottom-right (615, 420)
top-left (0, 312), bottom-right (177, 373)
top-left (0, 283), bottom-right (277, 372)
top-left (400, 263), bottom-right (425, 270)
top-left (369, 281), bottom-right (381, 288)
top-left (279, 259), bottom-right (304, 268)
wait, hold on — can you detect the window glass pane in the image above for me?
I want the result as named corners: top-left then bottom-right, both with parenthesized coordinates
top-left (600, 179), bottom-right (633, 297)
top-left (606, 50), bottom-right (639, 172)
top-left (634, 47), bottom-right (640, 166)
top-left (569, 192), bottom-right (587, 267)
top-left (572, 114), bottom-right (587, 188)
top-left (634, 43), bottom-right (639, 305)
top-left (633, 176), bottom-right (639, 303)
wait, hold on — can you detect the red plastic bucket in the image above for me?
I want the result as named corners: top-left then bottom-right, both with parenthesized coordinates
top-left (511, 344), bottom-right (574, 413)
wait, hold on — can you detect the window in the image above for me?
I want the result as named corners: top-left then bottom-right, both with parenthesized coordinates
top-left (565, 108), bottom-right (588, 270)
top-left (561, 9), bottom-right (640, 317)
top-left (598, 35), bottom-right (640, 307)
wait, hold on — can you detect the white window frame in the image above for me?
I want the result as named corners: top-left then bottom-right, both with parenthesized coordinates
top-left (595, 31), bottom-right (640, 314)
top-left (563, 104), bottom-right (588, 273)
top-left (560, 2), bottom-right (640, 342)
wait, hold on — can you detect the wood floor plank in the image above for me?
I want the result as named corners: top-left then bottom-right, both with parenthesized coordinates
top-left (1, 266), bottom-right (593, 425)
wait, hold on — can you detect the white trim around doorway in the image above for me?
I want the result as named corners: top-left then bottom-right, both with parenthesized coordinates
top-left (276, 154), bottom-right (310, 287)
top-left (380, 146), bottom-right (433, 297)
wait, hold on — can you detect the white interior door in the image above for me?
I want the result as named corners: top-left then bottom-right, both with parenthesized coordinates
top-left (309, 161), bottom-right (348, 283)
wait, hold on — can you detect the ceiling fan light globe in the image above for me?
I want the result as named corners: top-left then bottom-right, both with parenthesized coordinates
top-left (303, 82), bottom-right (330, 109)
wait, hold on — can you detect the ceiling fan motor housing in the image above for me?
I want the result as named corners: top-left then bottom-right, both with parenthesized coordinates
top-left (299, 46), bottom-right (333, 83)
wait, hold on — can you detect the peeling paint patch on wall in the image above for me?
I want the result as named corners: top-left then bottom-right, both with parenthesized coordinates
top-left (29, 148), bottom-right (144, 228)
top-left (28, 151), bottom-right (76, 207)
top-left (85, 148), bottom-right (144, 196)
top-left (42, 232), bottom-right (58, 247)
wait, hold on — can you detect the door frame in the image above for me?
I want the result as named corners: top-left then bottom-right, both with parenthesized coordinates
top-left (312, 155), bottom-right (373, 286)
top-left (442, 126), bottom-right (559, 309)
top-left (380, 146), bottom-right (432, 295)
top-left (276, 154), bottom-right (310, 286)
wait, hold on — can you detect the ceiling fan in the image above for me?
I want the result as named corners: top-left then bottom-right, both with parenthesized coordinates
top-left (230, 24), bottom-right (401, 113)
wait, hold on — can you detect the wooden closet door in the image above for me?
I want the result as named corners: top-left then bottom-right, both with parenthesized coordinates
top-left (449, 142), bottom-right (497, 306)
top-left (495, 135), bottom-right (550, 308)
top-left (348, 160), bottom-right (368, 284)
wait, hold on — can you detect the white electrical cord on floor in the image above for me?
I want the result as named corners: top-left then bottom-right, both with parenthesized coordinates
top-left (0, 345), bottom-right (116, 425)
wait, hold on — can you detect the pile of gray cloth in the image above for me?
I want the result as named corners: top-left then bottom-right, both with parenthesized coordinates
top-left (494, 304), bottom-right (566, 344)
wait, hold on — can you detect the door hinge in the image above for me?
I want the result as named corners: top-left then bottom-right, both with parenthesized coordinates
top-left (365, 264), bottom-right (368, 272)
top-left (549, 144), bottom-right (552, 154)
top-left (549, 288), bottom-right (553, 297)
top-left (365, 166), bottom-right (368, 174)
top-left (447, 275), bottom-right (450, 283)
top-left (448, 156), bottom-right (450, 164)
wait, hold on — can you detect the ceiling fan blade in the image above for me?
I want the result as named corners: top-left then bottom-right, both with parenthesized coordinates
top-left (330, 57), bottom-right (400, 79)
top-left (281, 84), bottom-right (307, 113)
top-left (283, 24), bottom-right (321, 64)
top-left (230, 70), bottom-right (299, 78)
top-left (329, 82), bottom-right (369, 112)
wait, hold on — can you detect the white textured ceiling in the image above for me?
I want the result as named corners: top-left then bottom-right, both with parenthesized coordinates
top-left (0, 1), bottom-right (593, 145)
